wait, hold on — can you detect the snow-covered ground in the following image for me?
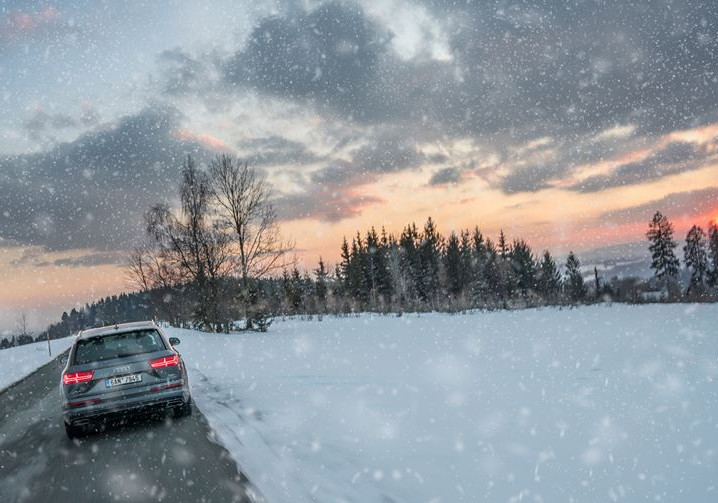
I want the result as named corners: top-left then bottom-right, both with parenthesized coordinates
top-left (169, 305), bottom-right (718, 503)
top-left (0, 337), bottom-right (74, 392)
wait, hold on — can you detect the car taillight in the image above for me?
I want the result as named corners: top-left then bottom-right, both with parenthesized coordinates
top-left (149, 355), bottom-right (179, 369)
top-left (63, 370), bottom-right (94, 384)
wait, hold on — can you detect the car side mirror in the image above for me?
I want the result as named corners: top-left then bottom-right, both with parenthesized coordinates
top-left (169, 337), bottom-right (181, 346)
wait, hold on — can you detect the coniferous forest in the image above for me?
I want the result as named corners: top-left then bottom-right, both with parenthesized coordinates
top-left (3, 212), bottom-right (717, 350)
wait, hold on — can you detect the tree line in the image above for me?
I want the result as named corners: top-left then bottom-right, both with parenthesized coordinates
top-left (2, 163), bottom-right (717, 348)
top-left (322, 220), bottom-right (589, 312)
top-left (646, 211), bottom-right (718, 298)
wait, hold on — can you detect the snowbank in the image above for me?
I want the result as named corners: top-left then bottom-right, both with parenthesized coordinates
top-left (170, 304), bottom-right (718, 503)
top-left (0, 337), bottom-right (74, 392)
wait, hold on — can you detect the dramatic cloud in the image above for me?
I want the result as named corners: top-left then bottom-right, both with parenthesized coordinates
top-left (275, 135), bottom-right (423, 221)
top-left (224, 2), bottom-right (392, 120)
top-left (0, 106), bottom-right (213, 251)
top-left (572, 141), bottom-right (716, 193)
top-left (601, 187), bottom-right (718, 226)
top-left (428, 167), bottom-right (461, 186)
top-left (3, 0), bottom-right (718, 251)
top-left (274, 190), bottom-right (384, 223)
top-left (216, 0), bottom-right (718, 199)
top-left (158, 48), bottom-right (219, 97)
top-left (236, 136), bottom-right (324, 166)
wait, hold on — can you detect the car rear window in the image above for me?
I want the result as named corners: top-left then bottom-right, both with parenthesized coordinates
top-left (73, 329), bottom-right (166, 364)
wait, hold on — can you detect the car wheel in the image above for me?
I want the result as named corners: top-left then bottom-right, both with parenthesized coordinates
top-left (64, 421), bottom-right (85, 439)
top-left (173, 397), bottom-right (192, 418)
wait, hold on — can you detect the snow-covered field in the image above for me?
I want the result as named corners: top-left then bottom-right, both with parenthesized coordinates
top-left (172, 304), bottom-right (718, 503)
top-left (0, 337), bottom-right (74, 392)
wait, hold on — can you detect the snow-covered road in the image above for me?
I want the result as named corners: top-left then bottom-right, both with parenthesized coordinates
top-left (0, 336), bottom-right (74, 392)
top-left (172, 304), bottom-right (718, 503)
top-left (0, 351), bottom-right (260, 503)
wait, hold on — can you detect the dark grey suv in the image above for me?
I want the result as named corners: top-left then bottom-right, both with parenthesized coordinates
top-left (60, 321), bottom-right (192, 438)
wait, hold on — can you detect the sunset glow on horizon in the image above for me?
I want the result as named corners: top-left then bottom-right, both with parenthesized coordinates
top-left (2, 0), bottom-right (718, 331)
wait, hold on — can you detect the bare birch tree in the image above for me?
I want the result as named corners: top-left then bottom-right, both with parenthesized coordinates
top-left (209, 154), bottom-right (294, 327)
top-left (128, 157), bottom-right (233, 330)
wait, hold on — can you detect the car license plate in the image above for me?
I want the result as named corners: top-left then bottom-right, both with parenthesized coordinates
top-left (105, 374), bottom-right (142, 387)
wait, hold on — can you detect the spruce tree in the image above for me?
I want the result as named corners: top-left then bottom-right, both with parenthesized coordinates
top-left (481, 239), bottom-right (501, 303)
top-left (510, 239), bottom-right (537, 297)
top-left (707, 222), bottom-right (718, 288)
top-left (537, 250), bottom-right (561, 299)
top-left (418, 217), bottom-right (442, 304)
top-left (497, 230), bottom-right (509, 258)
top-left (338, 238), bottom-right (351, 296)
top-left (564, 251), bottom-right (586, 302)
top-left (646, 211), bottom-right (680, 288)
top-left (444, 232), bottom-right (464, 296)
top-left (355, 231), bottom-right (367, 298)
top-left (683, 225), bottom-right (708, 295)
top-left (301, 271), bottom-right (315, 313)
top-left (469, 227), bottom-right (488, 301)
top-left (495, 232), bottom-right (515, 300)
top-left (399, 223), bottom-right (421, 302)
top-left (459, 230), bottom-right (474, 291)
top-left (364, 227), bottom-right (392, 303)
top-left (314, 257), bottom-right (328, 307)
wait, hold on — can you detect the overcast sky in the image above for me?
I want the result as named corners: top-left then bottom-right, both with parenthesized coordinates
top-left (1, 0), bottom-right (718, 332)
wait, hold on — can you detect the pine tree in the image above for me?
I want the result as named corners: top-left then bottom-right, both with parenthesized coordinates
top-left (683, 225), bottom-right (708, 295)
top-left (564, 251), bottom-right (586, 302)
top-left (646, 211), bottom-right (680, 288)
top-left (537, 250), bottom-right (561, 299)
top-left (707, 222), bottom-right (718, 288)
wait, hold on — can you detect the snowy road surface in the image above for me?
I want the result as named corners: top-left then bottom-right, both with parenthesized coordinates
top-left (0, 352), bottom-right (260, 503)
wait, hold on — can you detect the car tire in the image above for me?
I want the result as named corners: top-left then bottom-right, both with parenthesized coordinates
top-left (173, 397), bottom-right (192, 418)
top-left (64, 421), bottom-right (84, 439)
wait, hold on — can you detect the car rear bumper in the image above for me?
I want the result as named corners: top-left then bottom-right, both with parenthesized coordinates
top-left (63, 384), bottom-right (190, 426)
